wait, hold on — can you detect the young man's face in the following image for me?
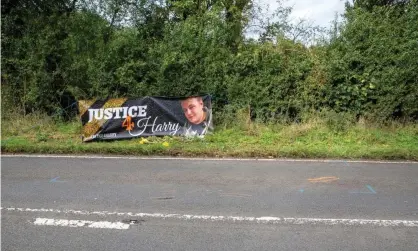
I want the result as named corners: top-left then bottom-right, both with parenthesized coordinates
top-left (181, 98), bottom-right (205, 125)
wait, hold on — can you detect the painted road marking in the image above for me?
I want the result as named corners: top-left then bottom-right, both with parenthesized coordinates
top-left (33, 218), bottom-right (130, 230)
top-left (308, 176), bottom-right (340, 183)
top-left (2, 154), bottom-right (417, 164)
top-left (219, 193), bottom-right (253, 197)
top-left (50, 176), bottom-right (66, 183)
top-left (282, 218), bottom-right (418, 227)
top-left (350, 185), bottom-right (377, 194)
top-left (2, 207), bottom-right (418, 227)
top-left (367, 185), bottom-right (377, 194)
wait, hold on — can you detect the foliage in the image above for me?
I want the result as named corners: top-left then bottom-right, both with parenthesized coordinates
top-left (1, 0), bottom-right (418, 122)
top-left (2, 112), bottom-right (417, 160)
top-left (323, 0), bottom-right (418, 120)
top-left (226, 38), bottom-right (314, 122)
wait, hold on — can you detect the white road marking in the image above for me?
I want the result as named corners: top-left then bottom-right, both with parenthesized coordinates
top-left (33, 218), bottom-right (129, 229)
top-left (3, 207), bottom-right (418, 227)
top-left (283, 218), bottom-right (418, 227)
top-left (2, 154), bottom-right (417, 164)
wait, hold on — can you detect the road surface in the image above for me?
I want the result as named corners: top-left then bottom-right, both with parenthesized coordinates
top-left (2, 155), bottom-right (418, 250)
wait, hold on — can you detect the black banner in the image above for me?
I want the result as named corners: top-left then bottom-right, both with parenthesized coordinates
top-left (78, 95), bottom-right (213, 142)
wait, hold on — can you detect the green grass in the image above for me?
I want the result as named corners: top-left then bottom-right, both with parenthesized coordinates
top-left (1, 114), bottom-right (417, 160)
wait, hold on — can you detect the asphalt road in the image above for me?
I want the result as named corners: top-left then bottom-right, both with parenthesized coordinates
top-left (2, 155), bottom-right (418, 250)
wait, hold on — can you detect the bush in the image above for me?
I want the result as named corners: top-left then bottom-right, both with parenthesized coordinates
top-left (322, 1), bottom-right (418, 120)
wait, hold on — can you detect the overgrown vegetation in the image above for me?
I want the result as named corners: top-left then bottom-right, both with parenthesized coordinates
top-left (1, 0), bottom-right (417, 159)
top-left (1, 112), bottom-right (417, 160)
top-left (2, 0), bottom-right (417, 122)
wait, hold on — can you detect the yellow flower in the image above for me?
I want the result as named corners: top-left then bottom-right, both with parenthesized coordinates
top-left (139, 137), bottom-right (149, 144)
top-left (162, 142), bottom-right (169, 147)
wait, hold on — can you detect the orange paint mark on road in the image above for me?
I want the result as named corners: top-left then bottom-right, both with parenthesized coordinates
top-left (308, 176), bottom-right (339, 183)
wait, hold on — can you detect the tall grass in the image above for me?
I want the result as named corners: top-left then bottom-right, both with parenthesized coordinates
top-left (1, 110), bottom-right (417, 160)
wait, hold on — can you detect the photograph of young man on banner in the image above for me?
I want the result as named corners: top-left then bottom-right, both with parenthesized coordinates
top-left (180, 96), bottom-right (212, 137)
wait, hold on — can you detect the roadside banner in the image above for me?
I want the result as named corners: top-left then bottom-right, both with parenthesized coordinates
top-left (78, 95), bottom-right (213, 142)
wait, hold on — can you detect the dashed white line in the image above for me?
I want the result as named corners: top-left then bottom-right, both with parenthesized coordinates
top-left (3, 207), bottom-right (418, 227)
top-left (33, 218), bottom-right (129, 229)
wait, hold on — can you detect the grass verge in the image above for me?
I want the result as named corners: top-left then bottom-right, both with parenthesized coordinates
top-left (1, 114), bottom-right (417, 160)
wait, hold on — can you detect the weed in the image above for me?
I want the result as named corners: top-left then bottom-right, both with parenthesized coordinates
top-left (1, 112), bottom-right (417, 160)
top-left (36, 133), bottom-right (49, 142)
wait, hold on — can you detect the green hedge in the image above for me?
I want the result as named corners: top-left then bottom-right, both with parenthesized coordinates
top-left (2, 0), bottom-right (417, 122)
